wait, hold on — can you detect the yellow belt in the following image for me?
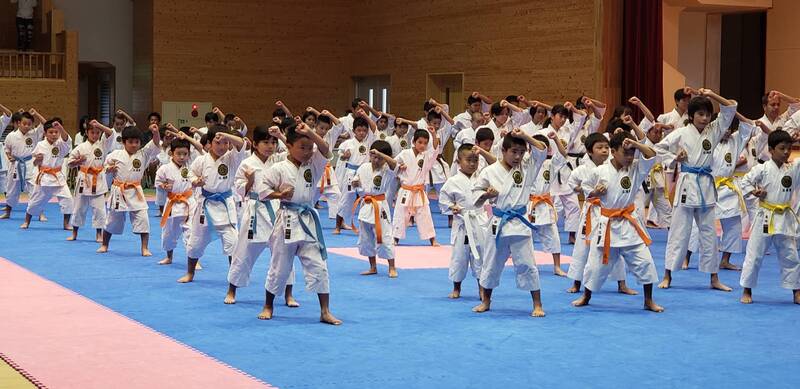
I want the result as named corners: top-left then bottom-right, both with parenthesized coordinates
top-left (649, 163), bottom-right (670, 202)
top-left (714, 176), bottom-right (747, 213)
top-left (759, 201), bottom-right (798, 235)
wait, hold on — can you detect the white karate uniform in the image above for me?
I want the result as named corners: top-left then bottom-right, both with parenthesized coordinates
top-left (635, 138), bottom-right (673, 228)
top-left (440, 171), bottom-right (488, 282)
top-left (264, 148), bottom-right (332, 296)
top-left (547, 111), bottom-right (588, 233)
top-left (474, 146), bottom-right (547, 291)
top-left (565, 159), bottom-right (627, 282)
top-left (392, 148), bottom-right (438, 240)
top-left (687, 121), bottom-right (754, 254)
top-left (527, 152), bottom-right (567, 253)
top-left (154, 147), bottom-right (170, 208)
top-left (185, 146), bottom-right (248, 259)
top-left (385, 133), bottom-right (410, 206)
top-left (336, 132), bottom-right (376, 224)
top-left (104, 141), bottom-right (160, 235)
top-left (26, 137), bottom-right (73, 216)
top-left (4, 125), bottom-right (43, 208)
top-left (317, 123), bottom-right (344, 219)
top-left (354, 163), bottom-right (396, 259)
top-left (155, 161), bottom-right (195, 252)
top-left (738, 159), bottom-right (800, 290)
top-left (415, 117), bottom-right (453, 187)
top-left (581, 155), bottom-right (659, 292)
top-left (69, 136), bottom-right (115, 229)
top-left (0, 114), bottom-right (11, 186)
top-left (655, 103), bottom-right (737, 274)
top-left (228, 152), bottom-right (295, 289)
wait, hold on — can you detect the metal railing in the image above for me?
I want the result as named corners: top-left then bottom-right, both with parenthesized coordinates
top-left (0, 51), bottom-right (66, 79)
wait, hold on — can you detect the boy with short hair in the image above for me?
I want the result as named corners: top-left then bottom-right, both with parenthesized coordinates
top-left (2, 109), bottom-right (45, 219)
top-left (21, 119), bottom-right (72, 229)
top-left (739, 129), bottom-right (800, 304)
top-left (261, 123), bottom-right (341, 325)
top-left (572, 132), bottom-right (663, 312)
top-left (352, 140), bottom-right (398, 277)
top-left (472, 128), bottom-right (549, 317)
top-left (68, 119), bottom-right (115, 241)
top-left (98, 124), bottom-right (161, 256)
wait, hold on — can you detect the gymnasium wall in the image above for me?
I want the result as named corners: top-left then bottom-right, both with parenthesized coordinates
top-left (135, 0), bottom-right (619, 126)
top-left (765, 0), bottom-right (800, 98)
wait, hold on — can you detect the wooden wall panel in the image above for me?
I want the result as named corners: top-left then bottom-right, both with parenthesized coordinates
top-left (350, 0), bottom-right (599, 118)
top-left (142, 0), bottom-right (617, 123)
top-left (149, 0), bottom-right (353, 127)
top-left (132, 0), bottom-right (153, 126)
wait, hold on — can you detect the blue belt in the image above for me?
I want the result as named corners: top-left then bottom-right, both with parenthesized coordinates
top-left (15, 155), bottom-right (33, 191)
top-left (491, 206), bottom-right (535, 244)
top-left (201, 189), bottom-right (233, 225)
top-left (281, 201), bottom-right (327, 260)
top-left (345, 162), bottom-right (360, 170)
top-left (681, 165), bottom-right (713, 207)
top-left (248, 192), bottom-right (275, 235)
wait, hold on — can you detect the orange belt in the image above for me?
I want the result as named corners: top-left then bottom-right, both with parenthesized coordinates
top-left (319, 163), bottom-right (332, 194)
top-left (582, 197), bottom-right (602, 243)
top-left (113, 179), bottom-right (144, 204)
top-left (80, 165), bottom-right (104, 193)
top-left (529, 193), bottom-right (556, 221)
top-left (352, 194), bottom-right (386, 243)
top-left (35, 166), bottom-right (62, 185)
top-left (401, 184), bottom-right (426, 207)
top-left (599, 203), bottom-right (651, 264)
top-left (160, 189), bottom-right (193, 227)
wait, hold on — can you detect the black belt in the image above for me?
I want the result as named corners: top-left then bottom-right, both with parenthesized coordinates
top-left (758, 159), bottom-right (766, 164)
top-left (567, 152), bottom-right (585, 158)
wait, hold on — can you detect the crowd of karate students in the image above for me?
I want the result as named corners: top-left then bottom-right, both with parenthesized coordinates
top-left (2, 86), bottom-right (800, 325)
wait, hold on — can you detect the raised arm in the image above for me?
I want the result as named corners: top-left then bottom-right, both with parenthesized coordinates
top-left (54, 121), bottom-right (69, 141)
top-left (90, 119), bottom-right (114, 138)
top-left (320, 109), bottom-right (341, 126)
top-left (0, 103), bottom-right (11, 117)
top-left (472, 144), bottom-right (497, 165)
top-left (148, 124), bottom-right (161, 149)
top-left (116, 108), bottom-right (136, 126)
top-left (434, 105), bottom-right (454, 125)
top-left (370, 149), bottom-right (397, 170)
top-left (510, 128), bottom-right (546, 150)
top-left (275, 100), bottom-right (293, 118)
top-left (29, 108), bottom-right (46, 126)
top-left (628, 96), bottom-right (655, 123)
top-left (297, 123), bottom-right (331, 158)
top-left (622, 114), bottom-right (646, 141)
top-left (355, 109), bottom-right (377, 132)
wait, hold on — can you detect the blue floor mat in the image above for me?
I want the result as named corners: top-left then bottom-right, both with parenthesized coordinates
top-left (1, 202), bottom-right (798, 389)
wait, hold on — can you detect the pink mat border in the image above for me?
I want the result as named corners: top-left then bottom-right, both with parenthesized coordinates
top-left (0, 257), bottom-right (273, 389)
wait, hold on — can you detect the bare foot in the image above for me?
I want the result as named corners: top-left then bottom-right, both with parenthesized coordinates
top-left (448, 290), bottom-right (461, 299)
top-left (63, 225), bottom-right (73, 231)
top-left (388, 268), bottom-right (398, 278)
top-left (95, 235), bottom-right (103, 243)
top-left (285, 296), bottom-right (300, 308)
top-left (681, 259), bottom-right (689, 270)
top-left (740, 294), bottom-right (753, 304)
top-left (257, 306), bottom-right (273, 320)
top-left (571, 295), bottom-right (590, 307)
top-left (196, 262), bottom-right (203, 270)
top-left (644, 300), bottom-right (665, 312)
top-left (618, 286), bottom-right (639, 295)
top-left (646, 220), bottom-right (659, 228)
top-left (224, 291), bottom-right (236, 305)
top-left (553, 267), bottom-right (567, 277)
top-left (472, 302), bottom-right (490, 313)
top-left (657, 277), bottom-right (671, 289)
top-left (0, 213), bottom-right (9, 219)
top-left (711, 280), bottom-right (733, 292)
top-left (39, 214), bottom-right (48, 222)
top-left (430, 241), bottom-right (441, 247)
top-left (720, 262), bottom-right (741, 271)
top-left (177, 273), bottom-right (194, 283)
top-left (96, 245), bottom-right (108, 253)
top-left (19, 223), bottom-right (29, 229)
top-left (158, 257), bottom-right (172, 265)
top-left (320, 312), bottom-right (342, 325)
top-left (66, 235), bottom-right (76, 241)
top-left (531, 306), bottom-right (546, 317)
top-left (333, 228), bottom-right (341, 235)
top-left (566, 282), bottom-right (580, 293)
top-left (141, 248), bottom-right (152, 257)
top-left (360, 269), bottom-right (377, 276)
top-left (793, 290), bottom-right (800, 304)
